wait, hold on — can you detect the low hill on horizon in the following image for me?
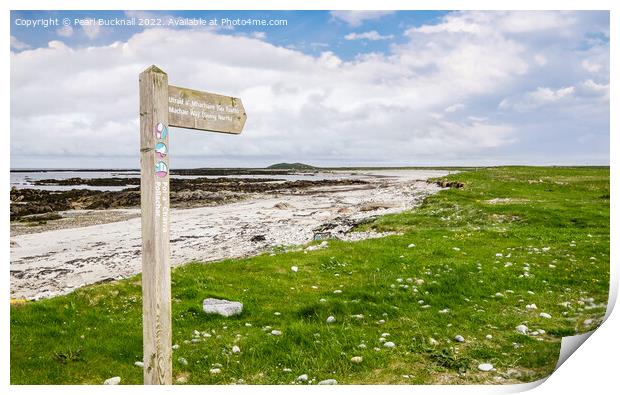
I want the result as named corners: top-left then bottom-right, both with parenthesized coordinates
top-left (267, 162), bottom-right (317, 170)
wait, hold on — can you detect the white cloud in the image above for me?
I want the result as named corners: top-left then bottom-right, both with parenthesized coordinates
top-left (10, 36), bottom-right (30, 50)
top-left (251, 32), bottom-right (266, 40)
top-left (10, 11), bottom-right (609, 167)
top-left (56, 25), bottom-right (74, 37)
top-left (445, 103), bottom-right (465, 113)
top-left (581, 59), bottom-right (601, 73)
top-left (82, 23), bottom-right (101, 39)
top-left (344, 31), bottom-right (394, 41)
top-left (533, 54), bottom-right (547, 66)
top-left (410, 11), bottom-right (579, 36)
top-left (499, 86), bottom-right (575, 111)
top-left (330, 11), bottom-right (394, 27)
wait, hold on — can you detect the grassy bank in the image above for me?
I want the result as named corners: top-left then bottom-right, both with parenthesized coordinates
top-left (10, 167), bottom-right (610, 384)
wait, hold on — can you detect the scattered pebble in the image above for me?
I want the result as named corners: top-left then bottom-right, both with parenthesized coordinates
top-left (271, 330), bottom-right (282, 336)
top-left (439, 309), bottom-right (449, 314)
top-left (245, 323), bottom-right (252, 327)
top-left (172, 344), bottom-right (180, 350)
top-left (526, 304), bottom-right (538, 310)
top-left (333, 290), bottom-right (342, 294)
top-left (326, 316), bottom-right (336, 324)
top-left (408, 244), bottom-right (416, 248)
top-left (429, 338), bottom-right (439, 346)
top-left (178, 357), bottom-right (188, 366)
top-left (103, 376), bottom-right (121, 385)
top-left (454, 335), bottom-right (465, 343)
top-left (283, 368), bottom-right (292, 373)
top-left (318, 379), bottom-right (338, 385)
top-left (383, 341), bottom-right (396, 348)
top-left (539, 312), bottom-right (552, 319)
top-left (291, 266), bottom-right (298, 272)
top-left (232, 345), bottom-right (241, 353)
top-left (134, 361), bottom-right (144, 368)
top-left (351, 356), bottom-right (363, 364)
top-left (296, 374), bottom-right (308, 382)
top-left (486, 334), bottom-right (493, 340)
top-left (319, 298), bottom-right (327, 303)
top-left (516, 325), bottom-right (528, 335)
top-left (358, 344), bottom-right (367, 349)
top-left (209, 368), bottom-right (221, 374)
top-left (478, 363), bottom-right (494, 372)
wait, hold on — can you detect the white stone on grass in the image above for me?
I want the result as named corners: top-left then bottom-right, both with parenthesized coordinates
top-left (454, 335), bottom-right (465, 343)
top-left (539, 312), bottom-right (552, 319)
top-left (429, 338), bottom-right (439, 346)
top-left (134, 361), bottom-right (144, 368)
top-left (486, 334), bottom-right (493, 340)
top-left (478, 363), bottom-right (494, 372)
top-left (210, 368), bottom-right (221, 374)
top-left (178, 357), bottom-right (188, 366)
top-left (383, 341), bottom-right (396, 348)
top-left (326, 316), bottom-right (336, 324)
top-left (232, 345), bottom-right (241, 353)
top-left (172, 344), bottom-right (180, 350)
top-left (525, 304), bottom-right (537, 310)
top-left (104, 377), bottom-right (121, 385)
top-left (516, 325), bottom-right (528, 335)
top-left (202, 298), bottom-right (243, 317)
top-left (291, 266), bottom-right (298, 272)
top-left (408, 244), bottom-right (416, 248)
top-left (271, 330), bottom-right (282, 336)
top-left (351, 356), bottom-right (363, 364)
top-left (318, 379), bottom-right (338, 385)
top-left (333, 290), bottom-right (342, 294)
top-left (296, 374), bottom-right (308, 382)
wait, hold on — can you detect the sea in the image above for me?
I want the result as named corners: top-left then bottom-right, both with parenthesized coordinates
top-left (10, 169), bottom-right (354, 191)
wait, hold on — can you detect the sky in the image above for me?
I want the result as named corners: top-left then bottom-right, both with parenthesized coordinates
top-left (10, 10), bottom-right (610, 168)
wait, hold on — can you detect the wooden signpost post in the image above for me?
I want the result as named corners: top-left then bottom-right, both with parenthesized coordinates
top-left (139, 65), bottom-right (246, 385)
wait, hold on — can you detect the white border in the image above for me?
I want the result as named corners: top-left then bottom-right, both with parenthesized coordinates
top-left (3, 1), bottom-right (616, 395)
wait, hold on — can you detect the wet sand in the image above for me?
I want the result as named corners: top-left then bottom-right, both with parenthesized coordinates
top-left (10, 170), bottom-right (451, 300)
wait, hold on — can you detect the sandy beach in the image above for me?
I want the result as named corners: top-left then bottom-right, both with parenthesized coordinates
top-left (10, 170), bottom-right (451, 300)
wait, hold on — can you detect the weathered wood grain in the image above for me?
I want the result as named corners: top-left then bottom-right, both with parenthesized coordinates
top-left (139, 65), bottom-right (172, 385)
top-left (168, 84), bottom-right (246, 134)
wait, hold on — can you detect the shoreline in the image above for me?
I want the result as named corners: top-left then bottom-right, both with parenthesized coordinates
top-left (10, 170), bottom-right (451, 300)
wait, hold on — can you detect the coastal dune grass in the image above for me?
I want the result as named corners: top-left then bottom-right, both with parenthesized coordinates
top-left (10, 167), bottom-right (609, 384)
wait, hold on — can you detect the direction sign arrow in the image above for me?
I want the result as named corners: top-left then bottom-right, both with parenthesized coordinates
top-left (168, 85), bottom-right (246, 134)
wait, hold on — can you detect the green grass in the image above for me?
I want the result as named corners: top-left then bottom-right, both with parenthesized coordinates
top-left (10, 166), bottom-right (610, 384)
